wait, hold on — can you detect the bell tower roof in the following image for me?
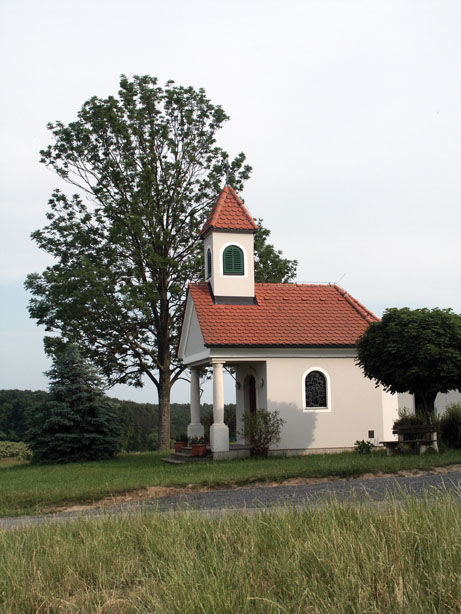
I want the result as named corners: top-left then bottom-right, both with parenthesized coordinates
top-left (199, 185), bottom-right (258, 239)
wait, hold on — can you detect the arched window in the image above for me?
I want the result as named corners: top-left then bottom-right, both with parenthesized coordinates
top-left (223, 245), bottom-right (244, 275)
top-left (206, 248), bottom-right (212, 279)
top-left (305, 370), bottom-right (327, 408)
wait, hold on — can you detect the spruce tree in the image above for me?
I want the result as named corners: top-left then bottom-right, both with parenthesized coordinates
top-left (27, 345), bottom-right (121, 463)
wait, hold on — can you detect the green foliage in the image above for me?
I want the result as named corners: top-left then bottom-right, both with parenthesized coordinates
top-left (356, 307), bottom-right (461, 423)
top-left (253, 218), bottom-right (297, 283)
top-left (112, 398), bottom-right (158, 452)
top-left (0, 390), bottom-right (235, 452)
top-left (25, 75), bottom-right (295, 450)
top-left (25, 75), bottom-right (251, 450)
top-left (1, 449), bottom-right (461, 517)
top-left (241, 408), bottom-right (285, 456)
top-left (2, 495), bottom-right (460, 613)
top-left (439, 403), bottom-right (461, 449)
top-left (354, 440), bottom-right (375, 454)
top-left (27, 345), bottom-right (122, 464)
top-left (393, 407), bottom-right (426, 427)
top-left (175, 432), bottom-right (188, 443)
top-left (0, 441), bottom-right (32, 461)
top-left (189, 436), bottom-right (206, 445)
top-left (0, 390), bottom-right (48, 441)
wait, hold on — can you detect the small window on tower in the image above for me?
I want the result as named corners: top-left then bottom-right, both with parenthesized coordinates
top-left (223, 245), bottom-right (244, 275)
top-left (206, 248), bottom-right (212, 279)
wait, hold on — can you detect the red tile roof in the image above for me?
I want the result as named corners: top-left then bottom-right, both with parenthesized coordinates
top-left (199, 185), bottom-right (259, 238)
top-left (188, 283), bottom-right (378, 347)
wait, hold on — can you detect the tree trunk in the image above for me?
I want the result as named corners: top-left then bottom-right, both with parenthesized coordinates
top-left (415, 392), bottom-right (438, 425)
top-left (158, 367), bottom-right (171, 450)
top-left (155, 268), bottom-right (172, 451)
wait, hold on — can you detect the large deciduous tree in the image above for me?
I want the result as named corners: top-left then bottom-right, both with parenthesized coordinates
top-left (26, 75), bottom-right (296, 449)
top-left (356, 307), bottom-right (461, 424)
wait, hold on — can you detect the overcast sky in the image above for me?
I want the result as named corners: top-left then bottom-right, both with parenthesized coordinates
top-left (1, 0), bottom-right (460, 404)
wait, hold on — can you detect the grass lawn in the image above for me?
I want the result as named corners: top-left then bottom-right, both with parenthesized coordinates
top-left (0, 448), bottom-right (460, 517)
top-left (1, 493), bottom-right (460, 613)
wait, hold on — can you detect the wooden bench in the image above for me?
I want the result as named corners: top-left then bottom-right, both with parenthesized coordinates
top-left (380, 424), bottom-right (439, 456)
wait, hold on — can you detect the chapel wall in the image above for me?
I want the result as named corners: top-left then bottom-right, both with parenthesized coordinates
top-left (265, 356), bottom-right (393, 451)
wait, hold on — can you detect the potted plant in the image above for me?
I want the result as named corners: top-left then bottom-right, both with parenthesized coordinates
top-left (174, 433), bottom-right (188, 453)
top-left (190, 436), bottom-right (207, 456)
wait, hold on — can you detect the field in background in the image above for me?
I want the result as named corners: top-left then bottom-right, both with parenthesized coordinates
top-left (1, 449), bottom-right (460, 517)
top-left (1, 492), bottom-right (460, 613)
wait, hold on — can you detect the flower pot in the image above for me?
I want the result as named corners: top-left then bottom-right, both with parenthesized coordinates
top-left (191, 443), bottom-right (207, 456)
top-left (174, 441), bottom-right (187, 453)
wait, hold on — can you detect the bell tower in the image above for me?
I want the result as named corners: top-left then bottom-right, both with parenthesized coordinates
top-left (199, 185), bottom-right (258, 304)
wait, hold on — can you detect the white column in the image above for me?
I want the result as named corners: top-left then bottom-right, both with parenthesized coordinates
top-left (210, 361), bottom-right (229, 452)
top-left (187, 367), bottom-right (204, 439)
top-left (235, 366), bottom-right (245, 444)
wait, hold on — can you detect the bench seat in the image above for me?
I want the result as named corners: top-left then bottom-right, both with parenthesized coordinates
top-left (380, 438), bottom-right (437, 456)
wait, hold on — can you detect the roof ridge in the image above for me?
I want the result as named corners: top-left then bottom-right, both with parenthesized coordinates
top-left (199, 185), bottom-right (258, 237)
top-left (254, 282), bottom-right (332, 287)
top-left (332, 285), bottom-right (379, 323)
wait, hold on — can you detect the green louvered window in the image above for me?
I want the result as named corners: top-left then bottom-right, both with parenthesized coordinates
top-left (223, 245), bottom-right (244, 275)
top-left (206, 248), bottom-right (212, 279)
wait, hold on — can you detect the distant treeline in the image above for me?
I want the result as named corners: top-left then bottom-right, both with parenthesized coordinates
top-left (0, 390), bottom-right (236, 450)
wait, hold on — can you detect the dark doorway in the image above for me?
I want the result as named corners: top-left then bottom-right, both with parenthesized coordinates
top-left (248, 375), bottom-right (256, 414)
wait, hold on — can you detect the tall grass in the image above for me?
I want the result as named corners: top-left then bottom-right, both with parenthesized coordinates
top-left (1, 492), bottom-right (460, 613)
top-left (0, 449), bottom-right (460, 517)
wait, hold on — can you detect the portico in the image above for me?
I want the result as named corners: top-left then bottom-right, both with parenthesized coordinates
top-left (186, 361), bottom-right (229, 452)
top-left (186, 358), bottom-right (268, 456)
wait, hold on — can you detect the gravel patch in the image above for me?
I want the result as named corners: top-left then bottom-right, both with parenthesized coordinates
top-left (1, 469), bottom-right (460, 530)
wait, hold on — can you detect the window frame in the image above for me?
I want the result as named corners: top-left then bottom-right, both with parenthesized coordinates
top-left (302, 367), bottom-right (331, 412)
top-left (206, 248), bottom-right (212, 279)
top-left (221, 243), bottom-right (245, 276)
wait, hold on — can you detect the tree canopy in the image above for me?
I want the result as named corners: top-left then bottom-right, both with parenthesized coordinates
top-left (254, 219), bottom-right (297, 283)
top-left (356, 307), bottom-right (461, 423)
top-left (0, 388), bottom-right (236, 450)
top-left (26, 75), bottom-right (296, 449)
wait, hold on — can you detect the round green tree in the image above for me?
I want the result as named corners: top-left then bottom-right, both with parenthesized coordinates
top-left (356, 307), bottom-right (461, 424)
top-left (27, 345), bottom-right (121, 464)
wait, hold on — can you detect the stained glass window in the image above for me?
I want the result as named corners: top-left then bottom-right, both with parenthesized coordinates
top-left (305, 371), bottom-right (327, 408)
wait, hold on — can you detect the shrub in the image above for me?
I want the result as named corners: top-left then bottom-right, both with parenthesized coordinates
top-left (241, 408), bottom-right (285, 457)
top-left (0, 441), bottom-right (32, 461)
top-left (354, 440), bottom-right (375, 454)
top-left (439, 403), bottom-right (461, 449)
top-left (393, 407), bottom-right (425, 428)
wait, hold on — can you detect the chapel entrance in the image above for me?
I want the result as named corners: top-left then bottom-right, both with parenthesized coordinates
top-left (244, 375), bottom-right (257, 415)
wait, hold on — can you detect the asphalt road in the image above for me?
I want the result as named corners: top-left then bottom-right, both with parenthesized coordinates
top-left (1, 469), bottom-right (460, 531)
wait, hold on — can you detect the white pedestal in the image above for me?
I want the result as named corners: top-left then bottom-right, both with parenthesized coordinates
top-left (210, 423), bottom-right (229, 452)
top-left (187, 423), bottom-right (204, 439)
